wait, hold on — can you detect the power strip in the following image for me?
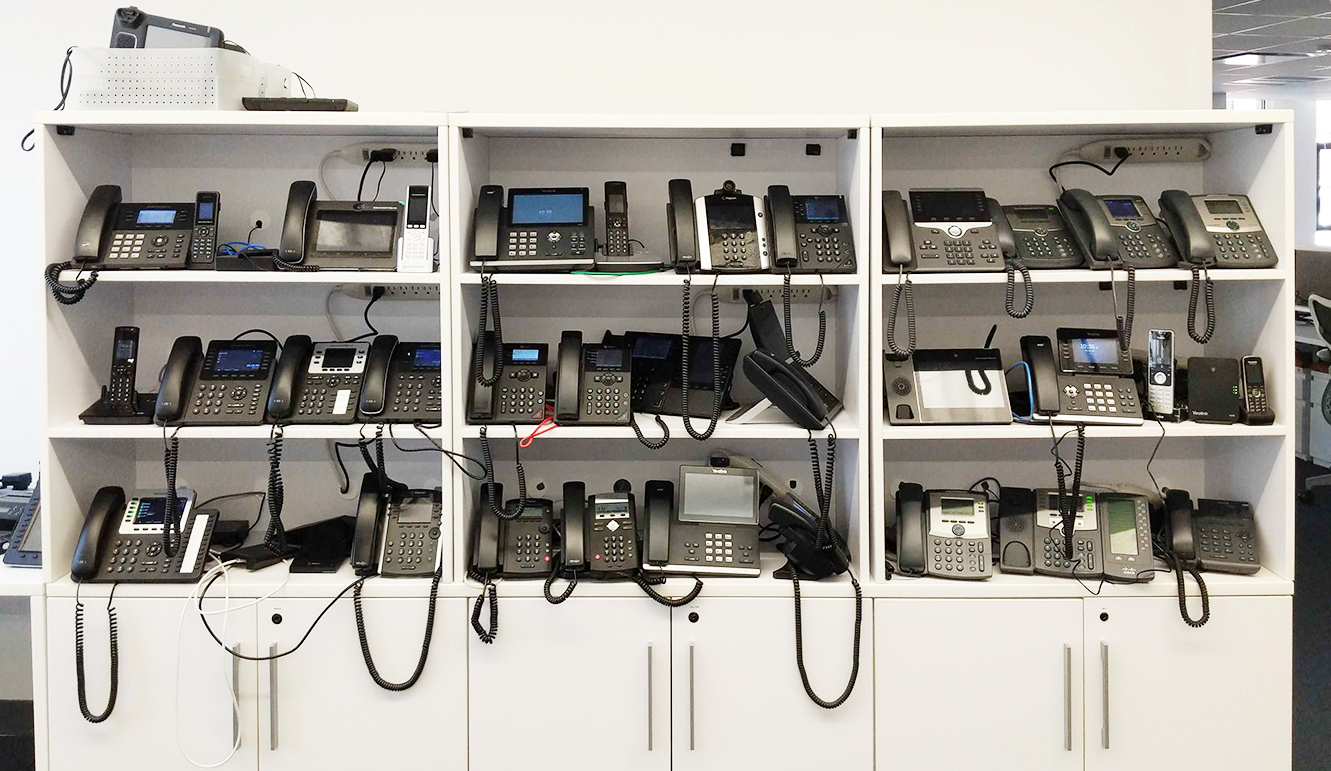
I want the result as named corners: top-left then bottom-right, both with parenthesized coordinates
top-left (723, 286), bottom-right (837, 304)
top-left (1078, 137), bottom-right (1211, 163)
top-left (339, 284), bottom-right (440, 300)
top-left (334, 142), bottom-right (438, 166)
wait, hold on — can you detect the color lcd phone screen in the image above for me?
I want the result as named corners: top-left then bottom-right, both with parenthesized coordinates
top-left (681, 472), bottom-right (757, 524)
top-left (510, 193), bottom-right (585, 225)
top-left (910, 191), bottom-right (987, 223)
top-left (115, 339), bottom-right (136, 360)
top-left (1244, 359), bottom-right (1264, 386)
top-left (321, 348), bottom-right (358, 369)
top-left (591, 348), bottom-right (624, 369)
top-left (314, 210), bottom-right (397, 253)
top-left (214, 348), bottom-right (265, 372)
top-left (707, 200), bottom-right (757, 231)
top-left (801, 198), bottom-right (842, 222)
top-left (1103, 199), bottom-right (1139, 219)
top-left (633, 336), bottom-right (674, 361)
top-left (1205, 199), bottom-right (1242, 215)
top-left (133, 497), bottom-right (190, 526)
top-left (1107, 500), bottom-right (1137, 555)
top-left (407, 191), bottom-right (429, 223)
top-left (412, 347), bottom-right (442, 369)
top-left (1070, 338), bottom-right (1119, 366)
top-left (196, 201), bottom-right (215, 222)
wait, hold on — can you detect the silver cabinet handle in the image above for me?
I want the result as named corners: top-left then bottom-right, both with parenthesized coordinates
top-left (1100, 642), bottom-right (1110, 749)
top-left (646, 645), bottom-right (654, 751)
top-left (232, 646), bottom-right (241, 749)
top-left (689, 643), bottom-right (696, 751)
top-left (1063, 644), bottom-right (1072, 752)
top-left (269, 643), bottom-right (279, 751)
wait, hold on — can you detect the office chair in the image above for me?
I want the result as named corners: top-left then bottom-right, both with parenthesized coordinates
top-left (1304, 295), bottom-right (1331, 499)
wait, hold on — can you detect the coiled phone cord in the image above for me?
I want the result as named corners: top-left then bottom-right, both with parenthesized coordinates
top-left (679, 272), bottom-right (722, 441)
top-left (1187, 263), bottom-right (1216, 344)
top-left (271, 256), bottom-right (320, 272)
top-left (1171, 553), bottom-right (1211, 628)
top-left (1109, 263), bottom-right (1137, 352)
top-left (792, 572), bottom-right (862, 710)
top-left (162, 426), bottom-right (182, 558)
top-left (783, 272), bottom-right (826, 367)
top-left (468, 571), bottom-right (499, 644)
top-left (543, 558), bottom-right (578, 604)
top-left (262, 425), bottom-right (288, 551)
top-left (631, 413), bottom-right (671, 449)
top-left (1004, 260), bottom-right (1034, 319)
top-left (885, 267), bottom-right (916, 358)
top-left (1053, 424), bottom-right (1086, 561)
top-left (808, 429), bottom-right (837, 551)
top-left (473, 272), bottom-right (504, 388)
top-left (478, 424), bottom-right (525, 520)
top-left (45, 261), bottom-right (99, 305)
top-left (633, 572), bottom-right (704, 607)
top-left (74, 583), bottom-right (119, 723)
top-left (352, 567), bottom-right (442, 691)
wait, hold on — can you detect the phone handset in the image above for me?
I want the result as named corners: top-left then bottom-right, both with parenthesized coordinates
top-left (666, 179), bottom-right (698, 272)
top-left (473, 481), bottom-right (503, 574)
top-left (467, 331), bottom-right (500, 421)
top-left (988, 197), bottom-right (1032, 319)
top-left (154, 336), bottom-right (203, 423)
top-left (643, 479), bottom-right (673, 566)
top-left (744, 348), bottom-right (831, 429)
top-left (71, 486), bottom-right (128, 580)
top-left (881, 190), bottom-right (916, 357)
top-left (1163, 488), bottom-right (1209, 627)
top-left (766, 184), bottom-right (826, 367)
top-left (555, 331), bottom-right (583, 422)
top-left (544, 481), bottom-right (586, 604)
top-left (266, 334), bottom-right (313, 422)
top-left (1159, 189), bottom-right (1216, 344)
top-left (1019, 335), bottom-right (1061, 417)
top-left (47, 184), bottom-right (122, 304)
top-left (1059, 188), bottom-right (1137, 351)
top-left (473, 185), bottom-right (503, 264)
top-left (357, 334), bottom-right (399, 418)
top-left (351, 473), bottom-right (385, 576)
top-left (278, 181), bottom-right (317, 269)
top-left (894, 482), bottom-right (926, 575)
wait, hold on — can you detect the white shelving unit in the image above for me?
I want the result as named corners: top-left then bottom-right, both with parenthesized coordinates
top-left (27, 109), bottom-right (1296, 771)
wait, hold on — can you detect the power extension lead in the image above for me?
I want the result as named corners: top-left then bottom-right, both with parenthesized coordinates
top-left (1078, 137), bottom-right (1211, 163)
top-left (723, 286), bottom-right (837, 304)
top-left (339, 284), bottom-right (440, 300)
top-left (335, 142), bottom-right (437, 165)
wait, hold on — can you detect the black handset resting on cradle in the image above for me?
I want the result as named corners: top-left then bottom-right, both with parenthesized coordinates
top-left (357, 336), bottom-right (443, 423)
top-left (559, 481), bottom-right (587, 572)
top-left (1166, 490), bottom-right (1259, 575)
top-left (764, 185), bottom-right (857, 274)
top-left (1058, 189), bottom-right (1179, 270)
top-left (893, 483), bottom-right (991, 579)
top-left (155, 337), bottom-right (278, 426)
top-left (469, 185), bottom-right (595, 272)
top-left (640, 467), bottom-right (762, 577)
top-left (667, 179), bottom-right (699, 272)
top-left (280, 180), bottom-right (404, 271)
top-left (1158, 191), bottom-right (1277, 269)
top-left (74, 184), bottom-right (195, 270)
top-left (880, 188), bottom-right (1004, 272)
top-left (1016, 330), bottom-right (1143, 425)
top-left (554, 331), bottom-right (631, 426)
top-left (467, 332), bottom-right (548, 424)
top-left (991, 203), bottom-right (1085, 268)
top-left (472, 482), bottom-right (554, 578)
top-left (351, 473), bottom-right (443, 578)
top-left (71, 486), bottom-right (215, 583)
top-left (267, 336), bottom-right (369, 424)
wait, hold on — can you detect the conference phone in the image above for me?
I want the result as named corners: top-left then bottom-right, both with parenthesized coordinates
top-left (74, 184), bottom-right (197, 270)
top-left (471, 483), bottom-right (554, 578)
top-left (267, 336), bottom-right (369, 424)
top-left (893, 483), bottom-right (991, 579)
top-left (469, 185), bottom-right (595, 272)
top-left (351, 472), bottom-right (443, 578)
top-left (155, 337), bottom-right (279, 425)
top-left (467, 332), bottom-right (549, 424)
top-left (357, 336), bottom-right (443, 423)
top-left (1018, 330), bottom-right (1143, 425)
top-left (71, 486), bottom-right (215, 582)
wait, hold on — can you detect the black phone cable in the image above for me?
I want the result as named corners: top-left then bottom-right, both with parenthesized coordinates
top-left (45, 261), bottom-right (99, 305)
top-left (1187, 263), bottom-right (1216, 344)
top-left (271, 255), bottom-right (321, 272)
top-left (634, 572), bottom-right (704, 607)
top-left (74, 582), bottom-right (118, 723)
top-left (1053, 424), bottom-right (1086, 561)
top-left (1004, 260), bottom-right (1034, 319)
top-left (1167, 551), bottom-right (1210, 628)
top-left (474, 273), bottom-right (504, 388)
top-left (262, 425), bottom-right (290, 553)
top-left (162, 425), bottom-right (182, 558)
top-left (478, 425), bottom-right (524, 520)
top-left (21, 46), bottom-right (74, 152)
top-left (783, 272), bottom-right (826, 367)
top-left (1109, 263), bottom-right (1137, 352)
top-left (679, 271), bottom-right (722, 440)
top-left (885, 266), bottom-right (916, 358)
top-left (792, 571), bottom-right (862, 710)
top-left (544, 557), bottom-right (578, 604)
top-left (353, 567), bottom-right (442, 691)
top-left (467, 570), bottom-right (499, 644)
top-left (631, 413), bottom-right (671, 449)
top-left (199, 573), bottom-right (363, 662)
top-left (807, 428), bottom-right (837, 550)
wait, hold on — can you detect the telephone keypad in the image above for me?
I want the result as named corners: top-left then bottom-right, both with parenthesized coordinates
top-left (1246, 387), bottom-right (1268, 415)
top-left (715, 230), bottom-right (761, 270)
top-left (1041, 534), bottom-right (1096, 573)
top-left (1213, 232), bottom-right (1272, 264)
top-left (505, 228), bottom-right (589, 259)
top-left (913, 226), bottom-right (1003, 272)
top-left (389, 374), bottom-right (442, 417)
top-left (1019, 232), bottom-right (1078, 265)
top-left (1057, 377), bottom-right (1140, 422)
top-left (795, 226), bottom-right (856, 272)
top-left (191, 382), bottom-right (263, 420)
top-left (499, 368), bottom-right (546, 421)
top-left (595, 533), bottom-right (634, 569)
top-left (107, 230), bottom-right (188, 266)
top-left (382, 511), bottom-right (441, 577)
top-left (581, 373), bottom-right (629, 423)
top-left (1197, 522), bottom-right (1257, 565)
top-left (930, 537), bottom-right (987, 576)
top-left (1117, 230), bottom-right (1173, 264)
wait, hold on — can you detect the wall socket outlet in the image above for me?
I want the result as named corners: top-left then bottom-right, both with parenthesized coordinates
top-left (1078, 137), bottom-right (1212, 163)
top-left (335, 142), bottom-right (438, 165)
top-left (723, 286), bottom-right (837, 304)
top-left (339, 284), bottom-right (441, 300)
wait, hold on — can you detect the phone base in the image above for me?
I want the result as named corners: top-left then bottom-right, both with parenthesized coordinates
top-left (218, 543), bottom-right (299, 571)
top-left (80, 389), bottom-right (156, 425)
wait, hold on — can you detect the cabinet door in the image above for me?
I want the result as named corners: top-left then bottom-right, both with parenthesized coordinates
top-left (1085, 596), bottom-right (1292, 771)
top-left (673, 597), bottom-right (873, 771)
top-left (256, 596), bottom-right (467, 771)
top-left (45, 596), bottom-right (258, 771)
top-left (876, 599), bottom-right (1083, 771)
top-left (469, 598), bottom-right (671, 771)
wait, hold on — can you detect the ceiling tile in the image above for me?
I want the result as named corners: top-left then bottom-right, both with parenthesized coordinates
top-left (1215, 0), bottom-right (1259, 8)
top-left (1214, 13), bottom-right (1293, 32)
top-left (1223, 32), bottom-right (1323, 52)
top-left (1253, 15), bottom-right (1331, 33)
top-left (1233, 0), bottom-right (1331, 16)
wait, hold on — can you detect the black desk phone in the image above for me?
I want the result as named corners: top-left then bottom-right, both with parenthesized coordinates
top-left (894, 483), bottom-right (991, 579)
top-left (670, 179), bottom-right (769, 273)
top-left (467, 332), bottom-right (548, 424)
top-left (74, 184), bottom-right (196, 270)
top-left (602, 331), bottom-right (741, 419)
top-left (469, 185), bottom-right (595, 272)
top-left (357, 336), bottom-right (443, 423)
top-left (640, 467), bottom-right (762, 577)
top-left (81, 326), bottom-right (156, 424)
top-left (351, 473), bottom-right (443, 578)
top-left (1018, 330), bottom-right (1143, 425)
top-left (990, 203), bottom-right (1085, 269)
top-left (1058, 189), bottom-right (1179, 270)
top-left (155, 337), bottom-right (278, 426)
top-left (881, 188), bottom-right (1004, 273)
top-left (472, 482), bottom-right (554, 578)
top-left (765, 185), bottom-right (857, 274)
top-left (71, 486), bottom-right (216, 583)
top-left (279, 180), bottom-right (404, 271)
top-left (1157, 191), bottom-right (1277, 269)
top-left (742, 291), bottom-right (843, 429)
top-left (999, 487), bottom-right (1102, 579)
top-left (1166, 490), bottom-right (1259, 575)
top-left (555, 331), bottom-right (631, 426)
top-left (557, 480), bottom-right (639, 577)
top-left (267, 336), bottom-right (369, 424)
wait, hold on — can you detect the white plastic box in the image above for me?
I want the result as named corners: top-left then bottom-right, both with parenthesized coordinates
top-left (69, 47), bottom-right (290, 110)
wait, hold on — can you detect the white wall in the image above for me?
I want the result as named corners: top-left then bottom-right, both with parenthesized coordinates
top-left (0, 0), bottom-right (1212, 473)
top-left (1269, 99), bottom-right (1318, 246)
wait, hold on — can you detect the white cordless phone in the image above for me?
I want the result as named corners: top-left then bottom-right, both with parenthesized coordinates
top-left (397, 185), bottom-right (433, 273)
top-left (1147, 328), bottom-right (1175, 418)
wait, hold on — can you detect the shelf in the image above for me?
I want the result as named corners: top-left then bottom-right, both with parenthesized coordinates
top-left (881, 268), bottom-right (1289, 286)
top-left (864, 566), bottom-right (1291, 599)
top-left (458, 272), bottom-right (863, 286)
top-left (460, 410), bottom-right (861, 441)
top-left (450, 113), bottom-right (869, 138)
top-left (48, 422), bottom-right (445, 441)
top-left (59, 269), bottom-right (442, 285)
top-left (0, 563), bottom-right (46, 597)
top-left (873, 109), bottom-right (1294, 137)
top-left (35, 110), bottom-right (445, 136)
top-left (878, 420), bottom-right (1288, 441)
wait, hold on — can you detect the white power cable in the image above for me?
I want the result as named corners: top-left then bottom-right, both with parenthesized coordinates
top-left (175, 558), bottom-right (242, 768)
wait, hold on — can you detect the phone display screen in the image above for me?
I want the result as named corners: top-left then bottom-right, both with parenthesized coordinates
top-left (412, 346), bottom-right (442, 370)
top-left (393, 497), bottom-right (435, 523)
top-left (115, 338), bottom-right (136, 361)
top-left (509, 347), bottom-right (542, 363)
top-left (1069, 337), bottom-right (1119, 366)
top-left (196, 201), bottom-right (215, 222)
top-left (214, 347), bottom-right (265, 373)
top-left (632, 336), bottom-right (674, 361)
top-left (137, 209), bottom-right (178, 225)
top-left (939, 498), bottom-right (976, 521)
top-left (17, 508), bottom-right (40, 551)
top-left (681, 471), bottom-right (758, 524)
top-left (321, 348), bottom-right (358, 369)
top-left (510, 193), bottom-right (586, 225)
top-left (407, 190), bottom-right (429, 224)
top-left (144, 25), bottom-right (211, 47)
top-left (1244, 358), bottom-right (1264, 386)
top-left (1106, 500), bottom-right (1138, 555)
top-left (1205, 199), bottom-right (1243, 215)
top-left (133, 497), bottom-right (190, 526)
top-left (314, 210), bottom-right (397, 253)
top-left (1103, 199), bottom-right (1140, 219)
top-left (590, 348), bottom-right (624, 370)
top-left (910, 191), bottom-right (988, 223)
top-left (706, 199), bottom-right (757, 231)
top-left (800, 198), bottom-right (843, 222)
top-left (607, 190), bottom-right (627, 214)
